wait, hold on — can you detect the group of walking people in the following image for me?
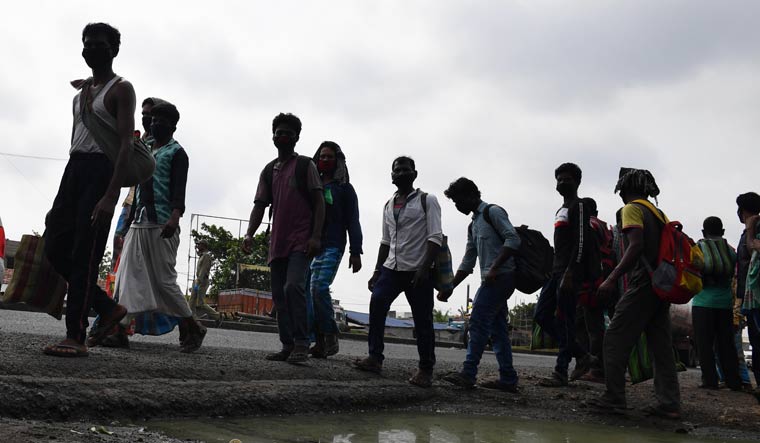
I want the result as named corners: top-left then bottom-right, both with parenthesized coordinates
top-left (39, 22), bottom-right (760, 421)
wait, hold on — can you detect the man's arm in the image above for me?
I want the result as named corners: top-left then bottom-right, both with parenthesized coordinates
top-left (368, 243), bottom-right (390, 291)
top-left (439, 225), bottom-right (476, 301)
top-left (92, 80), bottom-right (135, 227)
top-left (597, 228), bottom-right (644, 299)
top-left (560, 200), bottom-right (588, 292)
top-left (306, 188), bottom-right (326, 258)
top-left (162, 149), bottom-right (189, 238)
top-left (747, 215), bottom-right (760, 252)
top-left (346, 184), bottom-right (364, 272)
top-left (242, 202), bottom-right (267, 254)
top-left (486, 206), bottom-right (521, 283)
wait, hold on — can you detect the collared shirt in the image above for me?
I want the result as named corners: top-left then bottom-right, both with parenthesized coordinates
top-left (254, 152), bottom-right (322, 263)
top-left (381, 189), bottom-right (443, 272)
top-left (458, 201), bottom-right (521, 280)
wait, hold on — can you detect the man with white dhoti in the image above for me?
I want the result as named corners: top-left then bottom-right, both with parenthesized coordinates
top-left (110, 102), bottom-right (206, 353)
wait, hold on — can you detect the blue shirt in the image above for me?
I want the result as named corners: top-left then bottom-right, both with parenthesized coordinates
top-left (458, 201), bottom-right (521, 280)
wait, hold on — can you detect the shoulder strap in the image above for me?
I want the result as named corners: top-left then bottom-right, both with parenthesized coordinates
top-left (295, 155), bottom-right (313, 205)
top-left (420, 191), bottom-right (428, 214)
top-left (480, 204), bottom-right (505, 242)
top-left (631, 200), bottom-right (668, 226)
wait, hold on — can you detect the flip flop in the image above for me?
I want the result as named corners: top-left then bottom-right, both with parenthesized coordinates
top-left (89, 304), bottom-right (128, 343)
top-left (43, 343), bottom-right (89, 358)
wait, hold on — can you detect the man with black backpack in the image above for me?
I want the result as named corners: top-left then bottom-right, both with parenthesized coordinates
top-left (438, 178), bottom-right (521, 392)
top-left (535, 163), bottom-right (598, 387)
top-left (353, 156), bottom-right (442, 388)
top-left (590, 168), bottom-right (681, 419)
top-left (242, 113), bottom-right (325, 363)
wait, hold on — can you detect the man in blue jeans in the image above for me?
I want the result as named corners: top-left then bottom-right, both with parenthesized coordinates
top-left (439, 177), bottom-right (521, 392)
top-left (353, 156), bottom-right (443, 388)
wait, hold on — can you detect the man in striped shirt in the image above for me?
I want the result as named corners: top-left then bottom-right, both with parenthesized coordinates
top-left (535, 163), bottom-right (597, 387)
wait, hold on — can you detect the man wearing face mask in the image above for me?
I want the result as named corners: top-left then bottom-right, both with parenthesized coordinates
top-left (306, 141), bottom-right (363, 358)
top-left (353, 156), bottom-right (443, 388)
top-left (112, 97), bottom-right (167, 267)
top-left (108, 102), bottom-right (207, 352)
top-left (534, 163), bottom-right (597, 387)
top-left (42, 23), bottom-right (135, 357)
top-left (243, 113), bottom-right (326, 363)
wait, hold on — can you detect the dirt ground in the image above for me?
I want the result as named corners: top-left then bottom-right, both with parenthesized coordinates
top-left (1, 330), bottom-right (759, 442)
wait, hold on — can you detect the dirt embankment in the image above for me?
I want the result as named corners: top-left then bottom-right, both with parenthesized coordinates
top-left (0, 331), bottom-right (759, 442)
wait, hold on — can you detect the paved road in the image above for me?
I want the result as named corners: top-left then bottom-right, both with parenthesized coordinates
top-left (0, 309), bottom-right (557, 368)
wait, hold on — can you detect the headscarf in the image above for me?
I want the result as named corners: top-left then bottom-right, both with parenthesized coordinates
top-left (313, 141), bottom-right (349, 184)
top-left (614, 167), bottom-right (660, 204)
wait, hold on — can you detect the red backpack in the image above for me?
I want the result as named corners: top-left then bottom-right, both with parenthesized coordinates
top-left (633, 201), bottom-right (704, 304)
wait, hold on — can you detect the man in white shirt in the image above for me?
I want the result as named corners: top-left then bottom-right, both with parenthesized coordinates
top-left (354, 156), bottom-right (443, 388)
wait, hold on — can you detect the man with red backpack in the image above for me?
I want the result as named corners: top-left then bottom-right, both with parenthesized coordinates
top-left (591, 168), bottom-right (681, 419)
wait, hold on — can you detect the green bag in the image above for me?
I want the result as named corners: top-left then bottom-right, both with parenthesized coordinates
top-left (530, 322), bottom-right (557, 350)
top-left (627, 333), bottom-right (653, 384)
top-left (2, 235), bottom-right (67, 319)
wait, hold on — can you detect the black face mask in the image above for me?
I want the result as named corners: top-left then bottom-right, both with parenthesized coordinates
top-left (273, 135), bottom-right (296, 151)
top-left (392, 172), bottom-right (415, 189)
top-left (142, 116), bottom-right (152, 134)
top-left (556, 182), bottom-right (576, 197)
top-left (150, 123), bottom-right (173, 141)
top-left (82, 47), bottom-right (112, 69)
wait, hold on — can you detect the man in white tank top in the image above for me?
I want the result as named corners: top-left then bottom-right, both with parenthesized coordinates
top-left (42, 23), bottom-right (136, 357)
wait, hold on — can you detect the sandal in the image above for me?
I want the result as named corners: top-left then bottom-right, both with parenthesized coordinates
top-left (642, 404), bottom-right (681, 420)
top-left (88, 304), bottom-right (128, 344)
top-left (43, 341), bottom-right (89, 358)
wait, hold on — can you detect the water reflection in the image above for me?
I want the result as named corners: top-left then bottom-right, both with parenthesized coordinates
top-left (151, 412), bottom-right (747, 443)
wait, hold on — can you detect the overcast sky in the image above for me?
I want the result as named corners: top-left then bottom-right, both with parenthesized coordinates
top-left (1, 1), bottom-right (759, 315)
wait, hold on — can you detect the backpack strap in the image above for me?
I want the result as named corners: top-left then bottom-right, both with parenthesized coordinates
top-left (420, 191), bottom-right (428, 214)
top-left (480, 204), bottom-right (505, 242)
top-left (294, 155), bottom-right (313, 205)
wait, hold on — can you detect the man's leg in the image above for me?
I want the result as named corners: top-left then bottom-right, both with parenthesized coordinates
top-left (405, 272), bottom-right (436, 372)
top-left (585, 303), bottom-right (606, 376)
top-left (554, 286), bottom-right (583, 378)
top-left (746, 309), bottom-right (760, 386)
top-left (188, 287), bottom-right (200, 318)
top-left (601, 285), bottom-right (661, 406)
top-left (461, 275), bottom-right (511, 382)
top-left (309, 248), bottom-right (343, 335)
top-left (692, 306), bottom-right (719, 387)
top-left (270, 257), bottom-right (294, 351)
top-left (65, 156), bottom-right (119, 344)
top-left (367, 268), bottom-right (402, 364)
top-left (714, 309), bottom-right (741, 390)
top-left (734, 325), bottom-right (752, 385)
top-left (575, 304), bottom-right (590, 354)
top-left (283, 252), bottom-right (310, 352)
top-left (534, 275), bottom-right (560, 339)
top-left (490, 274), bottom-right (518, 385)
top-left (44, 161), bottom-right (76, 281)
top-left (645, 298), bottom-right (681, 411)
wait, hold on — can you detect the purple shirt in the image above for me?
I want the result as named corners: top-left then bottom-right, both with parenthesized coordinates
top-left (254, 153), bottom-right (322, 263)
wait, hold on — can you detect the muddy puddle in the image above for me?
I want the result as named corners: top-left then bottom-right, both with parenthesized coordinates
top-left (150, 412), bottom-right (753, 443)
